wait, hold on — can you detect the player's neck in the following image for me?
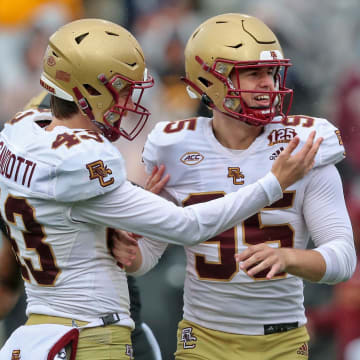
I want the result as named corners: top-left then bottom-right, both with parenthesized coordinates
top-left (212, 112), bottom-right (263, 150)
top-left (46, 112), bottom-right (100, 133)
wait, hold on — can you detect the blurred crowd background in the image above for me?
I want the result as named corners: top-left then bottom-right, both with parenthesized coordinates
top-left (0, 0), bottom-right (360, 359)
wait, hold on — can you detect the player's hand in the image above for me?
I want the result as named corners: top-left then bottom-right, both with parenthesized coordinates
top-left (271, 131), bottom-right (323, 191)
top-left (234, 243), bottom-right (288, 280)
top-left (111, 229), bottom-right (140, 267)
top-left (145, 165), bottom-right (170, 194)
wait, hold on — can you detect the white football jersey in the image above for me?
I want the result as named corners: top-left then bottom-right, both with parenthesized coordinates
top-left (142, 115), bottom-right (353, 335)
top-left (0, 109), bottom-right (288, 329)
top-left (0, 109), bottom-right (132, 327)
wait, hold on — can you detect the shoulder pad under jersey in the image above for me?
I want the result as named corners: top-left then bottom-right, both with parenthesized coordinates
top-left (53, 129), bottom-right (126, 202)
top-left (268, 115), bottom-right (345, 168)
top-left (9, 108), bottom-right (52, 123)
top-left (143, 117), bottom-right (205, 173)
top-left (0, 113), bottom-right (126, 202)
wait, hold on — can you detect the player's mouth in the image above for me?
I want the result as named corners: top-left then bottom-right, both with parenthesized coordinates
top-left (253, 94), bottom-right (271, 107)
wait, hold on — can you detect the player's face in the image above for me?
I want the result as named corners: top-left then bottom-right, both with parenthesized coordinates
top-left (100, 73), bottom-right (153, 141)
top-left (116, 85), bottom-right (135, 110)
top-left (230, 66), bottom-right (276, 109)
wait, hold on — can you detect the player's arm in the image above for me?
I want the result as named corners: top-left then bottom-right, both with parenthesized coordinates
top-left (110, 230), bottom-right (142, 272)
top-left (71, 132), bottom-right (322, 246)
top-left (111, 165), bottom-right (170, 273)
top-left (236, 164), bottom-right (356, 283)
top-left (301, 164), bottom-right (356, 283)
top-left (236, 242), bottom-right (327, 282)
top-left (0, 227), bottom-right (22, 318)
top-left (112, 230), bottom-right (169, 275)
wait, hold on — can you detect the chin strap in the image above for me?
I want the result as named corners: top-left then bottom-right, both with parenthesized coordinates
top-left (72, 87), bottom-right (95, 121)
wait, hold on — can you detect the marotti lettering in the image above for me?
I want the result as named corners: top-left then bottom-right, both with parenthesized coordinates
top-left (0, 141), bottom-right (37, 188)
top-left (14, 156), bottom-right (25, 182)
top-left (1, 150), bottom-right (10, 175)
top-left (1, 149), bottom-right (12, 175)
top-left (5, 154), bottom-right (16, 178)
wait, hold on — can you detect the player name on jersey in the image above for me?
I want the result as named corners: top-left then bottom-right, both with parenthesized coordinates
top-left (0, 139), bottom-right (36, 188)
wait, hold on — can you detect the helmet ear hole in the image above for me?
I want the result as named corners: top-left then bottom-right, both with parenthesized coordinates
top-left (199, 77), bottom-right (212, 88)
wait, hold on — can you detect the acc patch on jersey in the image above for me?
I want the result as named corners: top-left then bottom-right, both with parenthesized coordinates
top-left (180, 152), bottom-right (204, 165)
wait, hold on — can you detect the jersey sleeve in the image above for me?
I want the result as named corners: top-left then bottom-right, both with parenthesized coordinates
top-left (130, 237), bottom-right (168, 277)
top-left (70, 172), bottom-right (282, 246)
top-left (315, 118), bottom-right (345, 167)
top-left (303, 165), bottom-right (356, 284)
top-left (54, 135), bottom-right (127, 202)
top-left (142, 121), bottom-right (168, 175)
top-left (278, 116), bottom-right (345, 169)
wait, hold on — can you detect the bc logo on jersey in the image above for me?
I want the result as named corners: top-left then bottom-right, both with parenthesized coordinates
top-left (180, 327), bottom-right (197, 349)
top-left (125, 344), bottom-right (134, 359)
top-left (227, 167), bottom-right (245, 185)
top-left (86, 160), bottom-right (114, 187)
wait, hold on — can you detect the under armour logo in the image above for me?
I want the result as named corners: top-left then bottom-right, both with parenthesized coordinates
top-left (180, 327), bottom-right (197, 349)
top-left (297, 343), bottom-right (309, 356)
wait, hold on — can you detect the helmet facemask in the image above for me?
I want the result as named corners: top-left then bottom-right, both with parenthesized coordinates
top-left (186, 56), bottom-right (293, 126)
top-left (183, 13), bottom-right (295, 126)
top-left (223, 59), bottom-right (293, 126)
top-left (97, 72), bottom-right (154, 142)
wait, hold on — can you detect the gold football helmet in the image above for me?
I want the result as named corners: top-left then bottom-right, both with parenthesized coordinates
top-left (40, 18), bottom-right (154, 141)
top-left (184, 13), bottom-right (293, 126)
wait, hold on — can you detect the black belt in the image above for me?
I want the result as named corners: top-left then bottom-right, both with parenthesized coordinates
top-left (264, 322), bottom-right (298, 335)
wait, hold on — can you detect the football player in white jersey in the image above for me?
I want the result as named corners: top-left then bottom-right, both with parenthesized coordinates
top-left (0, 91), bottom-right (162, 360)
top-left (0, 228), bottom-right (21, 319)
top-left (0, 18), bottom-right (320, 360)
top-left (114, 13), bottom-right (357, 360)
